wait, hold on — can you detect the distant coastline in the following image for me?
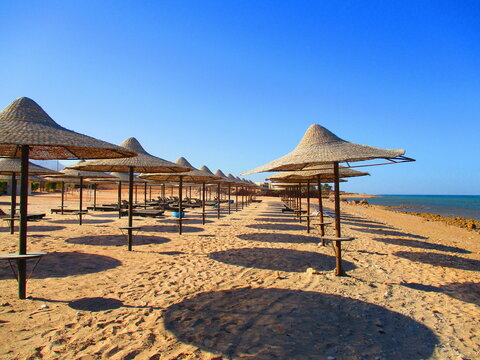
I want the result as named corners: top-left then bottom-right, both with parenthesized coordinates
top-left (343, 194), bottom-right (480, 230)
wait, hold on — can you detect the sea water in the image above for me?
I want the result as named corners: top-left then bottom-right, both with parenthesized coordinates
top-left (345, 195), bottom-right (480, 220)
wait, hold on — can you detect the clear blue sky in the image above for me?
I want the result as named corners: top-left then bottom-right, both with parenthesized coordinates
top-left (1, 1), bottom-right (479, 194)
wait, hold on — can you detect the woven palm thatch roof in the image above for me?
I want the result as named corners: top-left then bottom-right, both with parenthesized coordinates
top-left (213, 169), bottom-right (236, 184)
top-left (0, 97), bottom-right (136, 160)
top-left (110, 172), bottom-right (148, 183)
top-left (267, 165), bottom-right (369, 182)
top-left (243, 124), bottom-right (412, 174)
top-left (55, 161), bottom-right (114, 179)
top-left (140, 157), bottom-right (221, 183)
top-left (69, 137), bottom-right (190, 173)
top-left (0, 174), bottom-right (46, 181)
top-left (226, 173), bottom-right (244, 185)
top-left (0, 157), bottom-right (59, 175)
top-left (42, 176), bottom-right (82, 184)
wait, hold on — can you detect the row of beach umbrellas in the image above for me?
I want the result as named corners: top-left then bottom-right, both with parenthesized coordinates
top-left (0, 97), bottom-right (258, 299)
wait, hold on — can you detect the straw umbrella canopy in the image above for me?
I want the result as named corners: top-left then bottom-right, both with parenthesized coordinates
top-left (140, 157), bottom-right (221, 230)
top-left (226, 173), bottom-right (243, 211)
top-left (213, 169), bottom-right (235, 217)
top-left (108, 172), bottom-right (149, 216)
top-left (243, 124), bottom-right (414, 276)
top-left (267, 167), bottom-right (368, 234)
top-left (69, 137), bottom-right (190, 250)
top-left (0, 97), bottom-right (136, 299)
top-left (0, 157), bottom-right (59, 234)
top-left (50, 163), bottom-right (113, 222)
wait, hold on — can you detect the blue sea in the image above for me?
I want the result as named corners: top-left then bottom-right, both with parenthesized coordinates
top-left (345, 195), bottom-right (480, 220)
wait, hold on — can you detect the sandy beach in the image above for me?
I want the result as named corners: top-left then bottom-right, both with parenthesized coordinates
top-left (0, 191), bottom-right (479, 359)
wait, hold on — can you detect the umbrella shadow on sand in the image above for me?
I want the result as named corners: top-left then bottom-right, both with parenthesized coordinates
top-left (138, 224), bottom-right (204, 233)
top-left (31, 296), bottom-right (163, 312)
top-left (372, 237), bottom-right (471, 254)
top-left (246, 223), bottom-right (306, 231)
top-left (0, 225), bottom-right (66, 233)
top-left (48, 219), bottom-right (115, 225)
top-left (164, 287), bottom-right (438, 360)
top-left (400, 282), bottom-right (480, 306)
top-left (350, 227), bottom-right (428, 240)
top-left (254, 217), bottom-right (298, 223)
top-left (237, 232), bottom-right (319, 244)
top-left (394, 251), bottom-right (480, 271)
top-left (209, 248), bottom-right (355, 272)
top-left (0, 252), bottom-right (121, 280)
top-left (66, 235), bottom-right (170, 247)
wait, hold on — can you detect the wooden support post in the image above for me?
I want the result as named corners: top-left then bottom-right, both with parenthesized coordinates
top-left (333, 162), bottom-right (343, 276)
top-left (118, 181), bottom-right (122, 219)
top-left (10, 172), bottom-right (16, 234)
top-left (298, 183), bottom-right (302, 223)
top-left (228, 184), bottom-right (231, 214)
top-left (217, 183), bottom-right (221, 219)
top-left (18, 145), bottom-right (29, 299)
top-left (79, 176), bottom-right (83, 225)
top-left (317, 175), bottom-right (325, 245)
top-left (61, 181), bottom-right (65, 215)
top-left (306, 180), bottom-right (310, 233)
top-left (128, 167), bottom-right (134, 251)
top-left (93, 184), bottom-right (97, 210)
top-left (178, 176), bottom-right (183, 235)
top-left (202, 182), bottom-right (206, 225)
top-left (144, 182), bottom-right (147, 209)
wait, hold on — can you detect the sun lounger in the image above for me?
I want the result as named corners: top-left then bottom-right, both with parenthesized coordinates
top-left (120, 209), bottom-right (165, 218)
top-left (86, 205), bottom-right (119, 211)
top-left (281, 204), bottom-right (294, 213)
top-left (51, 208), bottom-right (88, 214)
top-left (0, 209), bottom-right (46, 221)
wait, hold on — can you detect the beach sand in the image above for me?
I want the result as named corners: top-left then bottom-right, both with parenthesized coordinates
top-left (0, 191), bottom-right (479, 359)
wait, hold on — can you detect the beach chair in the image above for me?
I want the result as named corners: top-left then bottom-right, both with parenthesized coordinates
top-left (0, 208), bottom-right (46, 221)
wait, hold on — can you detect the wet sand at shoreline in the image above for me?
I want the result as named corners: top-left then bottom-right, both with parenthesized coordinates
top-left (0, 191), bottom-right (479, 359)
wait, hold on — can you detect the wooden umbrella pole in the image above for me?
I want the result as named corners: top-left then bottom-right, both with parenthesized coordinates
top-left (79, 176), bottom-right (83, 225)
top-left (93, 184), bottom-right (97, 210)
top-left (298, 183), bottom-right (302, 222)
top-left (202, 182), bottom-right (206, 225)
top-left (317, 174), bottom-right (325, 245)
top-left (144, 182), bottom-right (147, 209)
top-left (10, 172), bottom-right (16, 234)
top-left (117, 181), bottom-right (122, 219)
top-left (179, 176), bottom-right (183, 235)
top-left (135, 184), bottom-right (138, 204)
top-left (241, 188), bottom-right (244, 209)
top-left (306, 180), bottom-right (310, 233)
top-left (61, 181), bottom-right (65, 215)
top-left (128, 167), bottom-right (134, 250)
top-left (149, 185), bottom-right (152, 201)
top-left (333, 162), bottom-right (343, 276)
top-left (217, 183), bottom-right (221, 219)
top-left (228, 184), bottom-right (231, 214)
top-left (235, 187), bottom-right (238, 211)
top-left (18, 145), bottom-right (29, 299)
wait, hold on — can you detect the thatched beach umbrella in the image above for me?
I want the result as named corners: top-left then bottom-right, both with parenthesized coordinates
top-left (52, 163), bottom-right (113, 223)
top-left (70, 137), bottom-right (189, 250)
top-left (0, 157), bottom-right (58, 234)
top-left (109, 172), bottom-right (148, 218)
top-left (213, 169), bottom-right (235, 217)
top-left (226, 174), bottom-right (243, 212)
top-left (140, 158), bottom-right (221, 230)
top-left (268, 165), bottom-right (369, 234)
top-left (0, 97), bottom-right (136, 299)
top-left (243, 124), bottom-right (414, 276)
